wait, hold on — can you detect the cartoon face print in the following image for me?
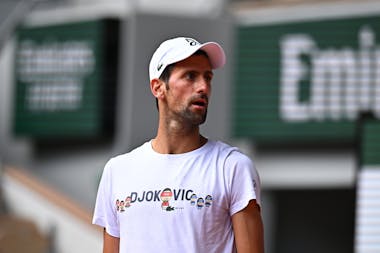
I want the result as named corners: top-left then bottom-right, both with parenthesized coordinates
top-left (125, 196), bottom-right (131, 208)
top-left (160, 188), bottom-right (174, 211)
top-left (205, 195), bottom-right (213, 207)
top-left (197, 198), bottom-right (205, 209)
top-left (120, 200), bottom-right (125, 212)
top-left (190, 193), bottom-right (197, 206)
top-left (116, 199), bottom-right (120, 211)
top-left (160, 188), bottom-right (173, 202)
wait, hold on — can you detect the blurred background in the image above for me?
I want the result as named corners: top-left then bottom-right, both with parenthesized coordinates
top-left (0, 0), bottom-right (380, 252)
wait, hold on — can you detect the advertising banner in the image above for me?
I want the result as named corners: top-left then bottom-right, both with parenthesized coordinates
top-left (13, 19), bottom-right (119, 139)
top-left (234, 15), bottom-right (380, 144)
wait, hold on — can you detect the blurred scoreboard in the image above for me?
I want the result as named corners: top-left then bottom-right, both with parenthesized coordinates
top-left (13, 19), bottom-right (119, 139)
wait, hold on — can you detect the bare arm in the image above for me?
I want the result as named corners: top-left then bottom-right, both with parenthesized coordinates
top-left (103, 229), bottom-right (120, 253)
top-left (232, 199), bottom-right (264, 253)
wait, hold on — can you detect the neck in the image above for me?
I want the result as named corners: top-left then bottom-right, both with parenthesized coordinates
top-left (152, 118), bottom-right (207, 154)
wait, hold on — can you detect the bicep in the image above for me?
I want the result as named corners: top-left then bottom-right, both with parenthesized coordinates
top-left (103, 229), bottom-right (120, 253)
top-left (232, 200), bottom-right (264, 253)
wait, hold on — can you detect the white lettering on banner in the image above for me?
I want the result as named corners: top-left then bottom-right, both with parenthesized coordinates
top-left (27, 79), bottom-right (82, 112)
top-left (17, 40), bottom-right (95, 112)
top-left (280, 26), bottom-right (380, 122)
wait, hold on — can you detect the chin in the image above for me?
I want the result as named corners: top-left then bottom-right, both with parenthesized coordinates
top-left (193, 114), bottom-right (207, 125)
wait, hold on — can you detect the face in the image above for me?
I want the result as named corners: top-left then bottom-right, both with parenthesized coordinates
top-left (162, 54), bottom-right (213, 126)
top-left (160, 189), bottom-right (173, 201)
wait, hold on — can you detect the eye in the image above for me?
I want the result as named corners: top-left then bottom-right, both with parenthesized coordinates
top-left (204, 73), bottom-right (213, 84)
top-left (185, 72), bottom-right (196, 81)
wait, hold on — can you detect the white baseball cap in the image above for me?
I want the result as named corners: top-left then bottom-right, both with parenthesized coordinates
top-left (149, 37), bottom-right (226, 81)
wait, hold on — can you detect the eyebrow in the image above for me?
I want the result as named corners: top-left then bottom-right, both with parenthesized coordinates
top-left (205, 70), bottom-right (214, 76)
top-left (186, 70), bottom-right (214, 79)
top-left (189, 69), bottom-right (213, 74)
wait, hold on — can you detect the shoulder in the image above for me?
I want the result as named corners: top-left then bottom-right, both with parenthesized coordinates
top-left (210, 140), bottom-right (253, 163)
top-left (208, 140), bottom-right (238, 155)
top-left (206, 140), bottom-right (255, 172)
top-left (105, 141), bottom-right (151, 169)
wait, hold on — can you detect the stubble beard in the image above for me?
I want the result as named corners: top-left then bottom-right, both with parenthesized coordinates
top-left (168, 102), bottom-right (208, 130)
top-left (181, 106), bottom-right (208, 126)
top-left (165, 92), bottom-right (209, 130)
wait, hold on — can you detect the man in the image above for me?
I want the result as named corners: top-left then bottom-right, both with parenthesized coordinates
top-left (93, 37), bottom-right (264, 253)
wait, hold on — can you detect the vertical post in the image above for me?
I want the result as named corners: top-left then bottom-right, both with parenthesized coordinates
top-left (354, 112), bottom-right (380, 253)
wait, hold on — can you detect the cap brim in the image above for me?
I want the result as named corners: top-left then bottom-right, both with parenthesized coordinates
top-left (199, 42), bottom-right (226, 69)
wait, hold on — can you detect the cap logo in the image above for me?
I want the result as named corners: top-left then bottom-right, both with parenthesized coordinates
top-left (185, 38), bottom-right (199, 46)
top-left (157, 63), bottom-right (163, 71)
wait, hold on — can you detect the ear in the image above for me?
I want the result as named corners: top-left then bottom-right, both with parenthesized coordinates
top-left (150, 78), bottom-right (165, 99)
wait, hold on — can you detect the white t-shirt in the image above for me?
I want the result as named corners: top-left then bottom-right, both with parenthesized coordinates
top-left (93, 140), bottom-right (261, 253)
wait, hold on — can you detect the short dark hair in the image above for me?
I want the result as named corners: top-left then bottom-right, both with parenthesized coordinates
top-left (159, 64), bottom-right (175, 86)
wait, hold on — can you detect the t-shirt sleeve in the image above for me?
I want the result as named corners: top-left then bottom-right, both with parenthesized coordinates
top-left (92, 159), bottom-right (120, 237)
top-left (225, 151), bottom-right (261, 216)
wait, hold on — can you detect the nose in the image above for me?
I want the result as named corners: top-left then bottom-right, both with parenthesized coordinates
top-left (196, 77), bottom-right (211, 95)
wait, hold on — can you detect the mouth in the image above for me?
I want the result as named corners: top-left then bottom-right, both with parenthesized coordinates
top-left (191, 98), bottom-right (208, 109)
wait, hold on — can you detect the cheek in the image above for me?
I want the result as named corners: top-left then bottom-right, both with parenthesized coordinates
top-left (168, 87), bottom-right (189, 102)
top-left (165, 91), bottom-right (182, 109)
